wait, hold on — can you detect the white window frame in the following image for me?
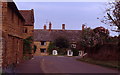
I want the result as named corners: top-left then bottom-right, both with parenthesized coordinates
top-left (71, 44), bottom-right (76, 48)
top-left (40, 41), bottom-right (46, 46)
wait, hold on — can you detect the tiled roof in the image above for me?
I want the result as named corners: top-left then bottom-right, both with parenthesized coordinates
top-left (19, 9), bottom-right (34, 26)
top-left (7, 2), bottom-right (25, 21)
top-left (34, 29), bottom-right (82, 42)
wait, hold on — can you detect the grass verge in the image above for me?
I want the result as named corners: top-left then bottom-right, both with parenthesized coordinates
top-left (77, 57), bottom-right (120, 70)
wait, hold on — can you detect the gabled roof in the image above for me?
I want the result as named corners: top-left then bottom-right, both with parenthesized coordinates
top-left (7, 2), bottom-right (25, 21)
top-left (19, 9), bottom-right (34, 26)
top-left (34, 29), bottom-right (82, 42)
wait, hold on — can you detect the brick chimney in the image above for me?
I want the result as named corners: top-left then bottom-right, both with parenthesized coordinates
top-left (31, 9), bottom-right (34, 24)
top-left (62, 24), bottom-right (65, 30)
top-left (82, 24), bottom-right (85, 31)
top-left (44, 24), bottom-right (47, 30)
top-left (49, 22), bottom-right (52, 31)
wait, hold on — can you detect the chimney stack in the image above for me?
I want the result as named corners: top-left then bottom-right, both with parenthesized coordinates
top-left (82, 24), bottom-right (85, 31)
top-left (49, 22), bottom-right (52, 31)
top-left (44, 24), bottom-right (47, 30)
top-left (62, 24), bottom-right (65, 30)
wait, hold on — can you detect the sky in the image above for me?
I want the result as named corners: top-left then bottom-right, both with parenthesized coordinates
top-left (14, 1), bottom-right (118, 36)
top-left (13, 0), bottom-right (115, 2)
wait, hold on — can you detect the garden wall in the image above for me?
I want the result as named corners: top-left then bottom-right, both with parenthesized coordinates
top-left (87, 44), bottom-right (119, 61)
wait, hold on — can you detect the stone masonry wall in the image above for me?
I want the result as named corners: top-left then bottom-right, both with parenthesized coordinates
top-left (23, 26), bottom-right (34, 39)
top-left (0, 1), bottom-right (3, 73)
top-left (1, 2), bottom-right (24, 70)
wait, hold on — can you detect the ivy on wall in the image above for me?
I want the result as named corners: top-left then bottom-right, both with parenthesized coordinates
top-left (23, 36), bottom-right (33, 54)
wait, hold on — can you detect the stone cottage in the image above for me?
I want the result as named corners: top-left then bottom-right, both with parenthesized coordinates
top-left (34, 22), bottom-right (83, 56)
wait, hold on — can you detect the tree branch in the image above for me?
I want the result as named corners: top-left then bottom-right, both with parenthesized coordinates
top-left (107, 13), bottom-right (119, 27)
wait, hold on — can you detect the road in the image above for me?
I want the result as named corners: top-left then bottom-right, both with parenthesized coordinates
top-left (15, 56), bottom-right (119, 74)
top-left (15, 56), bottom-right (43, 73)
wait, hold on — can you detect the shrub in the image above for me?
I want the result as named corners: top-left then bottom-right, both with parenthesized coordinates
top-left (54, 36), bottom-right (70, 49)
top-left (23, 36), bottom-right (33, 54)
top-left (71, 48), bottom-right (79, 56)
top-left (47, 42), bottom-right (57, 55)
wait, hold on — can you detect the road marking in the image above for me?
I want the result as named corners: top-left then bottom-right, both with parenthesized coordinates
top-left (42, 58), bottom-right (44, 62)
top-left (31, 58), bottom-right (34, 60)
top-left (40, 58), bottom-right (46, 73)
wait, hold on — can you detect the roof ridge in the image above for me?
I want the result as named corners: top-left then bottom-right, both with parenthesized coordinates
top-left (19, 10), bottom-right (32, 11)
top-left (34, 29), bottom-right (82, 31)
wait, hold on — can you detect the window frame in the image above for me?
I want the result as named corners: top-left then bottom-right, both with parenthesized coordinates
top-left (40, 41), bottom-right (46, 46)
top-left (40, 48), bottom-right (46, 53)
top-left (71, 44), bottom-right (76, 48)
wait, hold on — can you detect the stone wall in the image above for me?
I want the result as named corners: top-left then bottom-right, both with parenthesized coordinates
top-left (34, 41), bottom-right (50, 56)
top-left (1, 2), bottom-right (24, 70)
top-left (23, 26), bottom-right (34, 39)
top-left (0, 1), bottom-right (3, 73)
top-left (0, 37), bottom-right (2, 73)
top-left (87, 44), bottom-right (119, 61)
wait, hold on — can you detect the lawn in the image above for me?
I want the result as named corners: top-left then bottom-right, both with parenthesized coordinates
top-left (77, 57), bottom-right (120, 70)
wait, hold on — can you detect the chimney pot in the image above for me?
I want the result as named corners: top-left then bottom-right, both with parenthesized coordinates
top-left (62, 24), bottom-right (65, 30)
top-left (49, 22), bottom-right (52, 31)
top-left (44, 25), bottom-right (47, 30)
top-left (82, 24), bottom-right (85, 31)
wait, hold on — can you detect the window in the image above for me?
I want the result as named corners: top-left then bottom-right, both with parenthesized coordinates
top-left (23, 27), bottom-right (27, 33)
top-left (71, 44), bottom-right (76, 48)
top-left (40, 48), bottom-right (46, 53)
top-left (40, 41), bottom-right (46, 45)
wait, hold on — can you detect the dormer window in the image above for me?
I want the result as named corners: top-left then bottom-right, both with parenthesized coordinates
top-left (41, 41), bottom-right (46, 46)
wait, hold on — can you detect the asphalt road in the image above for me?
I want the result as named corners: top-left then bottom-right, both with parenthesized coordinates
top-left (15, 56), bottom-right (43, 73)
top-left (15, 56), bottom-right (119, 74)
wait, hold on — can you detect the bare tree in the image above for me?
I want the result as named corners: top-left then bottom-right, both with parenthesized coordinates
top-left (101, 1), bottom-right (120, 34)
top-left (101, 0), bottom-right (120, 52)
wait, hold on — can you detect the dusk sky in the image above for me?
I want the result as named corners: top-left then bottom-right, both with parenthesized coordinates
top-left (14, 1), bottom-right (118, 36)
